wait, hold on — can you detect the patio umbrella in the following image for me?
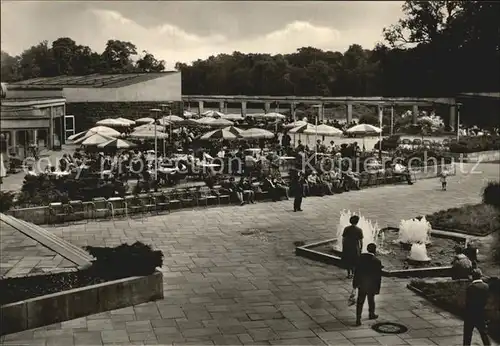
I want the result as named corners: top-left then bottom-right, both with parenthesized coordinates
top-left (129, 131), bottom-right (169, 139)
top-left (161, 115), bottom-right (184, 123)
top-left (96, 118), bottom-right (128, 127)
top-left (67, 130), bottom-right (88, 142)
top-left (80, 133), bottom-right (115, 146)
top-left (284, 120), bottom-right (308, 129)
top-left (221, 113), bottom-right (244, 121)
top-left (98, 138), bottom-right (137, 149)
top-left (263, 112), bottom-right (286, 120)
top-left (240, 128), bottom-right (275, 139)
top-left (116, 117), bottom-right (135, 126)
top-left (183, 110), bottom-right (195, 118)
top-left (196, 118), bottom-right (234, 127)
top-left (157, 118), bottom-right (173, 126)
top-left (304, 124), bottom-right (343, 136)
top-left (346, 124), bottom-right (382, 134)
top-left (200, 128), bottom-right (239, 140)
top-left (289, 124), bottom-right (315, 134)
top-left (202, 110), bottom-right (225, 117)
top-left (135, 117), bottom-right (155, 124)
top-left (223, 126), bottom-right (244, 136)
top-left (85, 126), bottom-right (121, 137)
top-left (134, 124), bottom-right (166, 132)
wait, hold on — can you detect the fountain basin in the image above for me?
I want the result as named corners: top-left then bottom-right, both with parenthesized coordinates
top-left (296, 227), bottom-right (467, 278)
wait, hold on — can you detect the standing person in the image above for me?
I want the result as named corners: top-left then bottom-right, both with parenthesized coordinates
top-left (440, 169), bottom-right (448, 191)
top-left (292, 170), bottom-right (304, 212)
top-left (463, 269), bottom-right (491, 346)
top-left (342, 215), bottom-right (363, 279)
top-left (353, 243), bottom-right (382, 326)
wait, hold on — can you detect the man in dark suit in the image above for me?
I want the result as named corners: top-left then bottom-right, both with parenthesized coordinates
top-left (292, 170), bottom-right (305, 212)
top-left (463, 269), bottom-right (491, 346)
top-left (353, 243), bottom-right (382, 326)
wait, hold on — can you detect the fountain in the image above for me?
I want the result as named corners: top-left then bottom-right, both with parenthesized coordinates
top-left (335, 210), bottom-right (380, 253)
top-left (397, 217), bottom-right (432, 262)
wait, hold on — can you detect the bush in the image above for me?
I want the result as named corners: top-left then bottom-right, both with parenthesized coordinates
top-left (483, 181), bottom-right (500, 209)
top-left (85, 241), bottom-right (163, 279)
top-left (374, 135), bottom-right (400, 151)
top-left (0, 191), bottom-right (15, 212)
top-left (449, 136), bottom-right (500, 153)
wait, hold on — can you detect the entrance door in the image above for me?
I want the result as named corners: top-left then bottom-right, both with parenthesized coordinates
top-left (64, 115), bottom-right (75, 141)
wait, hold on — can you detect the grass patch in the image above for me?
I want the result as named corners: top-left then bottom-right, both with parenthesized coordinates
top-left (410, 278), bottom-right (500, 341)
top-left (426, 204), bottom-right (500, 236)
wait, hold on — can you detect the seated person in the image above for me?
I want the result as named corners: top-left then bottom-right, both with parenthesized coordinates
top-left (306, 171), bottom-right (322, 196)
top-left (392, 161), bottom-right (413, 185)
top-left (320, 172), bottom-right (334, 195)
top-left (273, 177), bottom-right (290, 200)
top-left (343, 168), bottom-right (360, 190)
top-left (451, 246), bottom-right (473, 279)
top-left (261, 175), bottom-right (280, 202)
top-left (330, 168), bottom-right (343, 191)
top-left (228, 177), bottom-right (244, 205)
top-left (238, 177), bottom-right (255, 204)
top-left (463, 242), bottom-right (479, 268)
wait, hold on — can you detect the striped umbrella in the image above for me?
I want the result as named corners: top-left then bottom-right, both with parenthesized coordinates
top-left (200, 129), bottom-right (239, 140)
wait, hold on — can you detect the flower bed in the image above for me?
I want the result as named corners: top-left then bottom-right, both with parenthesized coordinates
top-left (449, 135), bottom-right (500, 153)
top-left (0, 242), bottom-right (163, 305)
top-left (426, 204), bottom-right (500, 236)
top-left (408, 278), bottom-right (500, 341)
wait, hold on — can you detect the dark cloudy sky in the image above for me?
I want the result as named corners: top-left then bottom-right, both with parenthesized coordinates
top-left (1, 1), bottom-right (404, 68)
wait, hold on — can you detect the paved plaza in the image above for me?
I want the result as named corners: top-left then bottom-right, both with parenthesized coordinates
top-left (1, 163), bottom-right (499, 345)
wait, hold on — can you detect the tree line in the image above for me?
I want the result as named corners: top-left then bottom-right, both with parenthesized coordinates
top-left (1, 1), bottom-right (499, 97)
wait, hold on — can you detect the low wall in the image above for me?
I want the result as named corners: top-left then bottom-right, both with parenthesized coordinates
top-left (1, 270), bottom-right (163, 335)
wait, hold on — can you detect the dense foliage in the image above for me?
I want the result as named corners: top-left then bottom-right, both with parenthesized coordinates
top-left (448, 136), bottom-right (500, 153)
top-left (1, 1), bottom-right (499, 99)
top-left (483, 182), bottom-right (500, 210)
top-left (0, 191), bottom-right (15, 213)
top-left (0, 242), bottom-right (163, 305)
top-left (426, 204), bottom-right (500, 236)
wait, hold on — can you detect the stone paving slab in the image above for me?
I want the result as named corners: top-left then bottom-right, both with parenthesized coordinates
top-left (0, 221), bottom-right (77, 278)
top-left (1, 163), bottom-right (499, 345)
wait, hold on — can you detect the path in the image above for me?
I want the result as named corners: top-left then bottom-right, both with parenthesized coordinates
top-left (2, 163), bottom-right (499, 345)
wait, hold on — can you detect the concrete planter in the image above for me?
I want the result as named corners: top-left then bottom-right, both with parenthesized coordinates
top-left (0, 270), bottom-right (163, 336)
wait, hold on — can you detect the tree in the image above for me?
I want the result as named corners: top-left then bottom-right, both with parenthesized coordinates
top-left (18, 41), bottom-right (55, 79)
top-left (136, 51), bottom-right (165, 72)
top-left (1, 51), bottom-right (20, 82)
top-left (100, 40), bottom-right (137, 73)
top-left (51, 37), bottom-right (78, 75)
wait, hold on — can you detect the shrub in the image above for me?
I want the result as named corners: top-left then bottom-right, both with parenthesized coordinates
top-left (85, 241), bottom-right (163, 279)
top-left (483, 181), bottom-right (500, 209)
top-left (373, 135), bottom-right (400, 151)
top-left (449, 136), bottom-right (500, 153)
top-left (0, 191), bottom-right (15, 212)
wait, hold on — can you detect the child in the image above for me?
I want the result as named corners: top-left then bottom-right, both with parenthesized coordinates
top-left (440, 170), bottom-right (448, 191)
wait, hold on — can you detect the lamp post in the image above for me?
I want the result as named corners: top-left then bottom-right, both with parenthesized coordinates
top-left (378, 105), bottom-right (383, 159)
top-left (456, 103), bottom-right (461, 141)
top-left (150, 108), bottom-right (162, 180)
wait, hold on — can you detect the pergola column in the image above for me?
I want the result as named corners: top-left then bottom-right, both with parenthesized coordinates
top-left (49, 107), bottom-right (55, 149)
top-left (412, 105), bottom-right (419, 124)
top-left (241, 101), bottom-right (247, 117)
top-left (264, 101), bottom-right (271, 113)
top-left (10, 130), bottom-right (17, 154)
top-left (290, 103), bottom-right (296, 121)
top-left (346, 103), bottom-right (353, 124)
top-left (218, 101), bottom-right (225, 112)
top-left (198, 101), bottom-right (204, 115)
top-left (449, 105), bottom-right (456, 130)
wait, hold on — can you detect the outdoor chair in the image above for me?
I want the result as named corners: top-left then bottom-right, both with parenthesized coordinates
top-left (213, 186), bottom-right (231, 205)
top-left (107, 197), bottom-right (128, 218)
top-left (68, 200), bottom-right (86, 223)
top-left (153, 191), bottom-right (170, 214)
top-left (358, 172), bottom-right (369, 187)
top-left (125, 195), bottom-right (144, 217)
top-left (141, 193), bottom-right (157, 214)
top-left (376, 171), bottom-right (386, 185)
top-left (90, 197), bottom-right (110, 220)
top-left (422, 139), bottom-right (432, 148)
top-left (180, 188), bottom-right (197, 209)
top-left (412, 139), bottom-right (422, 148)
top-left (200, 186), bottom-right (218, 207)
top-left (167, 189), bottom-right (181, 210)
top-left (49, 202), bottom-right (70, 225)
top-left (384, 169), bottom-right (395, 184)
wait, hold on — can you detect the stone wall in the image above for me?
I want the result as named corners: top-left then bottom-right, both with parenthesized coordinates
top-left (66, 102), bottom-right (182, 133)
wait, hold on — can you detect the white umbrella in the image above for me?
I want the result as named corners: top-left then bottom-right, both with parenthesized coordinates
top-left (134, 124), bottom-right (166, 132)
top-left (157, 118), bottom-right (173, 126)
top-left (221, 113), bottom-right (244, 121)
top-left (200, 129), bottom-right (239, 140)
top-left (183, 110), bottom-right (195, 118)
top-left (135, 117), bottom-right (155, 124)
top-left (85, 126), bottom-right (121, 137)
top-left (67, 130), bottom-right (87, 142)
top-left (202, 110), bottom-right (225, 117)
top-left (284, 120), bottom-right (308, 129)
top-left (263, 112), bottom-right (286, 119)
top-left (129, 131), bottom-right (169, 139)
top-left (96, 118), bottom-right (128, 127)
top-left (304, 124), bottom-right (343, 136)
top-left (223, 126), bottom-right (244, 135)
top-left (289, 124), bottom-right (315, 134)
top-left (240, 128), bottom-right (275, 139)
top-left (98, 138), bottom-right (137, 149)
top-left (161, 115), bottom-right (184, 123)
top-left (346, 124), bottom-right (382, 134)
top-left (196, 118), bottom-right (234, 127)
top-left (81, 133), bottom-right (115, 146)
top-left (116, 117), bottom-right (135, 126)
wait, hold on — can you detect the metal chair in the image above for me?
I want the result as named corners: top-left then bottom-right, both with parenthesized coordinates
top-left (167, 189), bottom-right (181, 210)
top-left (90, 197), bottom-right (110, 220)
top-left (125, 195), bottom-right (144, 217)
top-left (68, 200), bottom-right (86, 223)
top-left (153, 191), bottom-right (170, 214)
top-left (142, 193), bottom-right (157, 214)
top-left (48, 202), bottom-right (69, 225)
top-left (107, 197), bottom-right (128, 219)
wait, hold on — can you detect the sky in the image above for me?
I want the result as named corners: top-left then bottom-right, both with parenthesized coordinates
top-left (1, 1), bottom-right (404, 69)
